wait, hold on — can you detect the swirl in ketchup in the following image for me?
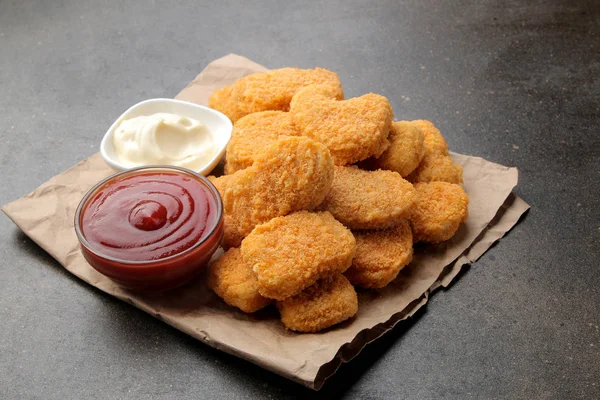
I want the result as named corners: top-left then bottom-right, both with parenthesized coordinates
top-left (80, 171), bottom-right (219, 261)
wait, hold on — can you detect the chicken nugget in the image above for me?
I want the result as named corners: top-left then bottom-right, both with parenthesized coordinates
top-left (208, 174), bottom-right (255, 247)
top-left (207, 175), bottom-right (243, 246)
top-left (406, 120), bottom-right (463, 184)
top-left (232, 67), bottom-right (344, 114)
top-left (369, 121), bottom-right (426, 177)
top-left (345, 220), bottom-right (413, 289)
top-left (406, 152), bottom-right (464, 184)
top-left (241, 211), bottom-right (356, 300)
top-left (277, 274), bottom-right (358, 333)
top-left (290, 84), bottom-right (393, 165)
top-left (218, 136), bottom-right (334, 248)
top-left (411, 119), bottom-right (448, 155)
top-left (225, 111), bottom-right (299, 174)
top-left (318, 166), bottom-right (416, 229)
top-left (208, 84), bottom-right (246, 123)
top-left (208, 248), bottom-right (271, 313)
top-left (410, 182), bottom-right (469, 243)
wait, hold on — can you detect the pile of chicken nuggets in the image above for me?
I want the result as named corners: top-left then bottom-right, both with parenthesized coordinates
top-left (206, 67), bottom-right (469, 333)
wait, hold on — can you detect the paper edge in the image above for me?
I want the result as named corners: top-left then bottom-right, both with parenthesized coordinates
top-left (430, 193), bottom-right (530, 291)
top-left (312, 294), bottom-right (428, 390)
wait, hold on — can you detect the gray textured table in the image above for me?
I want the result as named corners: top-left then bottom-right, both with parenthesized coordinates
top-left (1, 1), bottom-right (599, 398)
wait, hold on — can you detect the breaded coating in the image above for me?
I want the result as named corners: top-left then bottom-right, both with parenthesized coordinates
top-left (209, 174), bottom-right (259, 248)
top-left (290, 84), bottom-right (393, 165)
top-left (318, 166), bottom-right (417, 229)
top-left (207, 174), bottom-right (233, 194)
top-left (345, 220), bottom-right (413, 289)
top-left (217, 137), bottom-right (334, 248)
top-left (241, 211), bottom-right (356, 300)
top-left (406, 152), bottom-right (464, 184)
top-left (410, 182), bottom-right (469, 243)
top-left (208, 68), bottom-right (343, 123)
top-left (224, 111), bottom-right (299, 174)
top-left (232, 67), bottom-right (344, 114)
top-left (277, 274), bottom-right (358, 333)
top-left (208, 84), bottom-right (246, 123)
top-left (208, 248), bottom-right (271, 313)
top-left (411, 120), bottom-right (448, 155)
top-left (370, 121), bottom-right (426, 177)
top-left (406, 120), bottom-right (463, 184)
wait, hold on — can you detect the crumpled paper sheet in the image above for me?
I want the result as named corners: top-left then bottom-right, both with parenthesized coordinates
top-left (2, 54), bottom-right (530, 390)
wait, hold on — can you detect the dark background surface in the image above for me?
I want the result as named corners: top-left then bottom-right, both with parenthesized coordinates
top-left (1, 0), bottom-right (599, 398)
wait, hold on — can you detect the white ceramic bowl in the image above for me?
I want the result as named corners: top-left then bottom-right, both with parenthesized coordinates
top-left (100, 98), bottom-right (232, 176)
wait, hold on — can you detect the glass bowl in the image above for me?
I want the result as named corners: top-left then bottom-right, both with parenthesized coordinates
top-left (74, 166), bottom-right (223, 292)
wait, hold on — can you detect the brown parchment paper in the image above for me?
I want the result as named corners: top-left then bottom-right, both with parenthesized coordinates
top-left (2, 54), bottom-right (530, 390)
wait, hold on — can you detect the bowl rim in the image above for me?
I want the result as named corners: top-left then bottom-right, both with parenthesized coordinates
top-left (74, 165), bottom-right (223, 266)
top-left (99, 97), bottom-right (233, 174)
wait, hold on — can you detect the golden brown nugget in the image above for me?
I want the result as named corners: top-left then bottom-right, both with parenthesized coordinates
top-left (224, 111), bottom-right (299, 174)
top-left (318, 166), bottom-right (417, 229)
top-left (370, 121), bottom-right (426, 177)
top-left (208, 175), bottom-right (247, 246)
top-left (241, 211), bottom-right (356, 300)
top-left (406, 152), bottom-right (464, 184)
top-left (208, 248), bottom-right (271, 313)
top-left (290, 84), bottom-right (392, 165)
top-left (219, 137), bottom-right (334, 248)
top-left (410, 182), bottom-right (469, 243)
top-left (411, 119), bottom-right (449, 155)
top-left (406, 120), bottom-right (463, 184)
top-left (232, 67), bottom-right (344, 114)
top-left (277, 274), bottom-right (358, 333)
top-left (208, 84), bottom-right (246, 123)
top-left (345, 220), bottom-right (413, 289)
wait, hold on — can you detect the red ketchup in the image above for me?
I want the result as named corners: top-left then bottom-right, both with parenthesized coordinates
top-left (81, 172), bottom-right (218, 261)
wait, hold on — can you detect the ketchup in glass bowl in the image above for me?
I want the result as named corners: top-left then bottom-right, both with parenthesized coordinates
top-left (74, 166), bottom-right (223, 292)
